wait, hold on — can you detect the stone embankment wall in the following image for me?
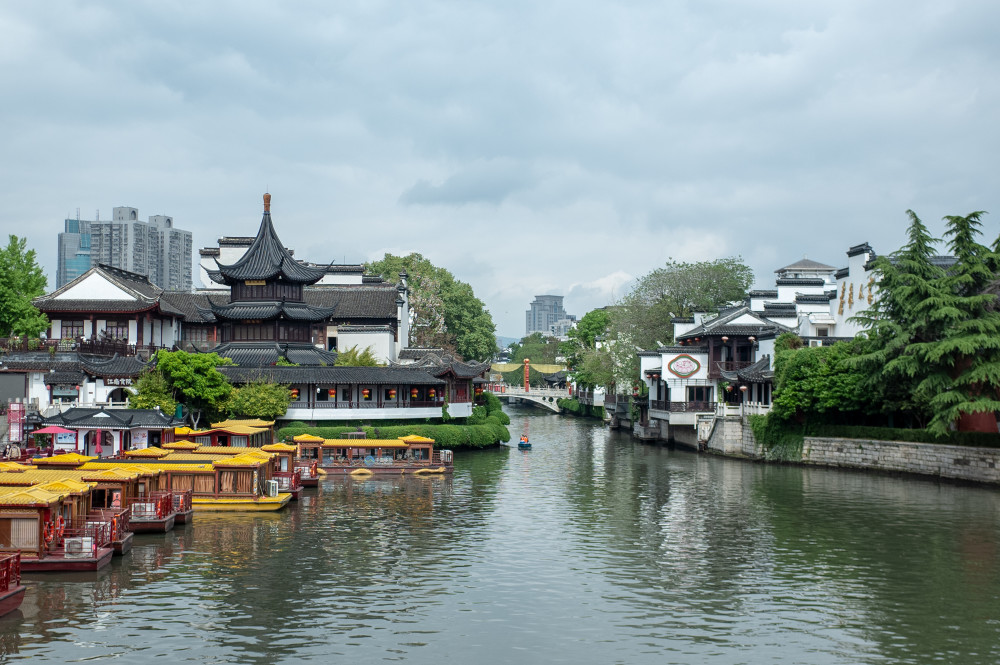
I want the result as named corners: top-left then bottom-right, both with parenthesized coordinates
top-left (801, 436), bottom-right (1000, 484)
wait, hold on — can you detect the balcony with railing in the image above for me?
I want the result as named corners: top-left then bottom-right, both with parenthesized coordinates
top-left (647, 399), bottom-right (715, 413)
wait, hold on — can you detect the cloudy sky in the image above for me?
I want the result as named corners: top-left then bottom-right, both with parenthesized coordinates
top-left (2, 1), bottom-right (998, 337)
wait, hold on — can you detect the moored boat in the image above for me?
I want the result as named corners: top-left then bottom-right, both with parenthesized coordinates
top-left (296, 435), bottom-right (453, 475)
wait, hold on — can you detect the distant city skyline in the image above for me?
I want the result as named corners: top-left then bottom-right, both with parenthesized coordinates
top-left (57, 207), bottom-right (193, 291)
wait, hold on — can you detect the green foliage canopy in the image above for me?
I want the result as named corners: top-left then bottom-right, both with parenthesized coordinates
top-left (128, 369), bottom-right (177, 414)
top-left (154, 350), bottom-right (234, 427)
top-left (226, 380), bottom-right (291, 420)
top-left (334, 344), bottom-right (381, 367)
top-left (367, 253), bottom-right (497, 361)
top-left (0, 235), bottom-right (48, 337)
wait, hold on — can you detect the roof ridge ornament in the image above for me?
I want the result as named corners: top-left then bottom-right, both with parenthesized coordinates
top-left (264, 192), bottom-right (271, 213)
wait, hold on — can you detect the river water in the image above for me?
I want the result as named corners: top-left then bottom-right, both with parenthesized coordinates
top-left (5, 405), bottom-right (1000, 664)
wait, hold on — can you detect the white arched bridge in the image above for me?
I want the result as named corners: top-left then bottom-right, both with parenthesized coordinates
top-left (493, 386), bottom-right (565, 413)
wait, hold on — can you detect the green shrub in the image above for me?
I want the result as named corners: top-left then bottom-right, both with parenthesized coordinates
top-left (276, 420), bottom-right (510, 449)
top-left (748, 414), bottom-right (804, 461)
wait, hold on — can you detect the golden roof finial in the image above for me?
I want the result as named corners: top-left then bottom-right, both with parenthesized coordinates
top-left (263, 192), bottom-right (271, 212)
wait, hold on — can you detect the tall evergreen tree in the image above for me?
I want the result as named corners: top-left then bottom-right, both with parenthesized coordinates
top-left (849, 211), bottom-right (947, 424)
top-left (920, 212), bottom-right (1000, 433)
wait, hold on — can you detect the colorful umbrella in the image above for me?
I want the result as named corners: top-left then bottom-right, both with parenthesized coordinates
top-left (32, 426), bottom-right (75, 435)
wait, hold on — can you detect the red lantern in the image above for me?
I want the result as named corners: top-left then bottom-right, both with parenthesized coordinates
top-left (389, 389), bottom-right (397, 399)
top-left (429, 389), bottom-right (436, 399)
top-left (328, 389), bottom-right (336, 398)
top-left (362, 388), bottom-right (371, 399)
top-left (475, 387), bottom-right (483, 395)
top-left (290, 388), bottom-right (300, 400)
top-left (411, 388), bottom-right (419, 399)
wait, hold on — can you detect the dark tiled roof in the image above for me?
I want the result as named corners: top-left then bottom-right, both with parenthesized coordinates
top-left (835, 267), bottom-right (849, 279)
top-left (763, 302), bottom-right (797, 311)
top-left (775, 258), bottom-right (836, 273)
top-left (160, 291), bottom-right (215, 323)
top-left (35, 299), bottom-right (159, 314)
top-left (795, 294), bottom-right (832, 303)
top-left (846, 242), bottom-right (873, 258)
top-left (215, 210), bottom-right (328, 284)
top-left (206, 301), bottom-right (336, 322)
top-left (638, 350), bottom-right (660, 357)
top-left (439, 361), bottom-right (491, 379)
top-left (398, 348), bottom-right (444, 360)
top-left (218, 366), bottom-right (446, 386)
top-left (80, 354), bottom-right (150, 378)
top-left (719, 356), bottom-right (773, 383)
top-left (339, 325), bottom-right (394, 333)
top-left (43, 407), bottom-right (181, 429)
top-left (305, 286), bottom-right (400, 319)
top-left (218, 237), bottom-right (256, 247)
top-left (655, 345), bottom-right (708, 353)
top-left (206, 343), bottom-right (340, 367)
top-left (199, 248), bottom-right (221, 257)
top-left (34, 264), bottom-right (185, 316)
top-left (748, 290), bottom-right (778, 298)
top-left (676, 306), bottom-right (792, 340)
top-left (670, 317), bottom-right (695, 324)
top-left (0, 356), bottom-right (83, 372)
top-left (775, 277), bottom-right (826, 286)
top-left (43, 371), bottom-right (86, 385)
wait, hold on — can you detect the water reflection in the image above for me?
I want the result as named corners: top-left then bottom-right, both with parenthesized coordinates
top-left (5, 406), bottom-right (1000, 664)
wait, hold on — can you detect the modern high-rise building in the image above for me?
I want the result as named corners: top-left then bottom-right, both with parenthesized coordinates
top-left (56, 207), bottom-right (193, 290)
top-left (525, 295), bottom-right (575, 337)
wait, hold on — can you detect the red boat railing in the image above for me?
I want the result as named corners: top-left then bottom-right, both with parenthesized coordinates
top-left (0, 554), bottom-right (20, 592)
top-left (129, 493), bottom-right (174, 520)
top-left (273, 472), bottom-right (302, 491)
top-left (91, 507), bottom-right (132, 542)
top-left (171, 490), bottom-right (193, 513)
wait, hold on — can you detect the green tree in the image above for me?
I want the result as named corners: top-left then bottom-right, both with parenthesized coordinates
top-left (226, 380), bottom-right (292, 420)
top-left (334, 344), bottom-right (381, 367)
top-left (849, 209), bottom-right (1000, 434)
top-left (0, 235), bottom-right (48, 337)
top-left (511, 332), bottom-right (560, 364)
top-left (367, 253), bottom-right (497, 361)
top-left (154, 350), bottom-right (233, 428)
top-left (917, 212), bottom-right (1000, 434)
top-left (128, 369), bottom-right (178, 414)
top-left (615, 257), bottom-right (755, 350)
top-left (771, 341), bottom-right (868, 423)
top-left (560, 308), bottom-right (610, 370)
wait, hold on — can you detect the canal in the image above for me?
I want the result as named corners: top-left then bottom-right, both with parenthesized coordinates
top-left (5, 405), bottom-right (1000, 664)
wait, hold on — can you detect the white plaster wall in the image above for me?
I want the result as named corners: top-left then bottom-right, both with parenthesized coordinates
top-left (56, 273), bottom-right (134, 300)
top-left (338, 330), bottom-right (394, 364)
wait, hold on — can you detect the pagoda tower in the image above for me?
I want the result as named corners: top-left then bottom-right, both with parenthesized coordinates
top-left (201, 194), bottom-right (339, 365)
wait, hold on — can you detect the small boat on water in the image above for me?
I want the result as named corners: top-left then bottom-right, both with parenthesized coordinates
top-left (517, 436), bottom-right (531, 450)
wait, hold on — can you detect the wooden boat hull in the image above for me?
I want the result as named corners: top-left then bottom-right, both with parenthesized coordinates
top-left (113, 532), bottom-right (134, 556)
top-left (517, 443), bottom-right (532, 450)
top-left (21, 547), bottom-right (114, 572)
top-left (321, 465), bottom-right (453, 476)
top-left (0, 586), bottom-right (25, 617)
top-left (130, 514), bottom-right (176, 533)
top-left (191, 494), bottom-right (292, 512)
top-left (173, 509), bottom-right (194, 524)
